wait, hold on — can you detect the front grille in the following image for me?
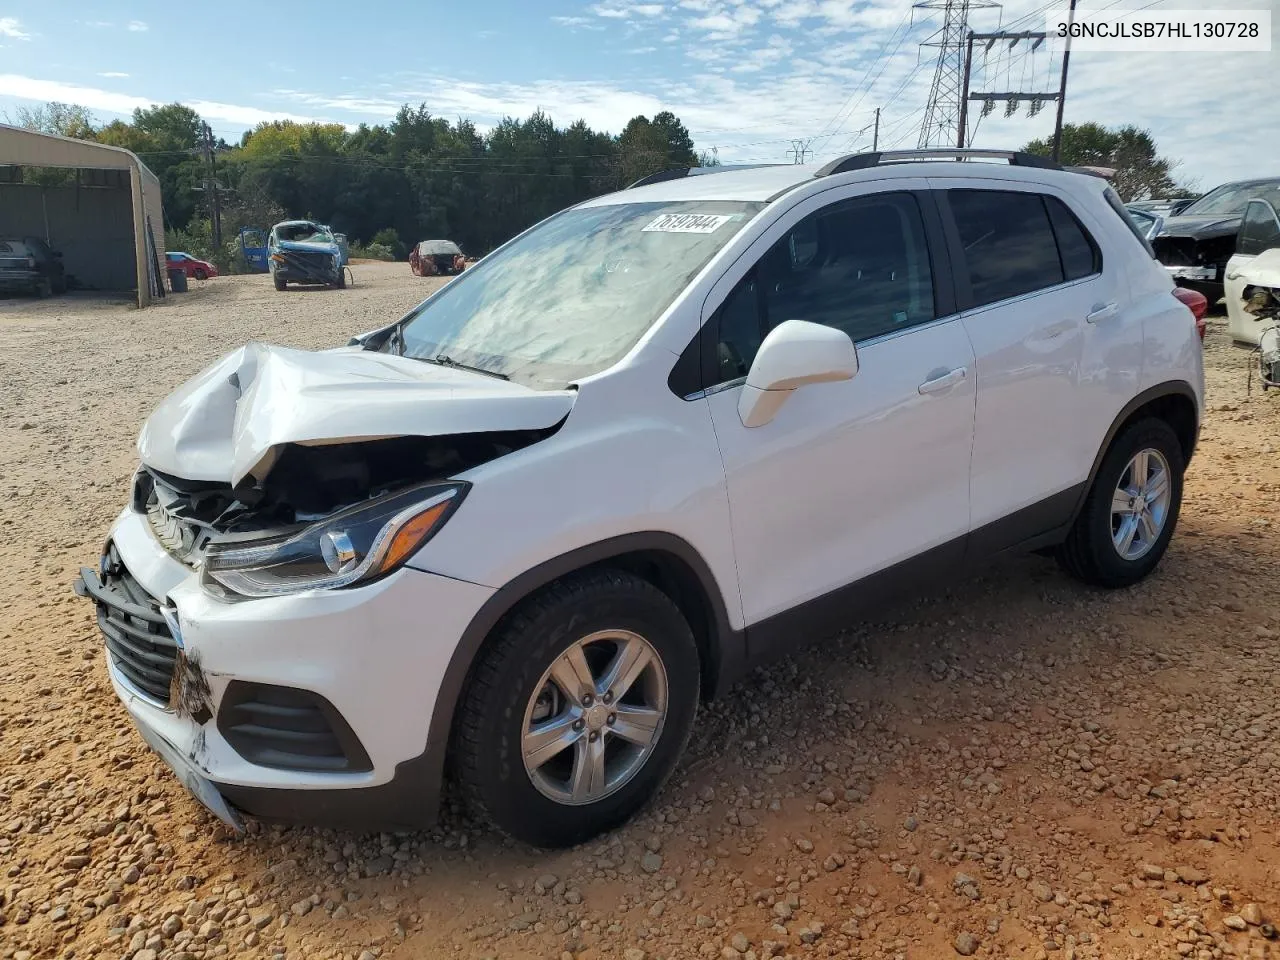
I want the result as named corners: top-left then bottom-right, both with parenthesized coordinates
top-left (76, 545), bottom-right (178, 705)
top-left (1152, 236), bottom-right (1199, 267)
top-left (218, 682), bottom-right (372, 772)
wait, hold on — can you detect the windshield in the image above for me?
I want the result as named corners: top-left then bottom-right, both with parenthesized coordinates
top-left (391, 200), bottom-right (764, 388)
top-left (275, 223), bottom-right (334, 244)
top-left (1181, 181), bottom-right (1280, 217)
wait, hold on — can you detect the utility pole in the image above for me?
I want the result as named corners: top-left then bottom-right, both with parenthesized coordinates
top-left (958, 30), bottom-right (1056, 149)
top-left (872, 108), bottom-right (880, 151)
top-left (1051, 0), bottom-right (1078, 161)
top-left (199, 123), bottom-right (223, 249)
top-left (956, 31), bottom-right (975, 148)
top-left (788, 138), bottom-right (813, 164)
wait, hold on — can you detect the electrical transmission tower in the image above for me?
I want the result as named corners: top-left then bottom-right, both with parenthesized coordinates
top-left (914, 0), bottom-right (998, 148)
top-left (788, 139), bottom-right (813, 164)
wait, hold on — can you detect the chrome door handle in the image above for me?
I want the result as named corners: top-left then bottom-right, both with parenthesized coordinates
top-left (918, 366), bottom-right (967, 395)
top-left (1086, 301), bottom-right (1119, 323)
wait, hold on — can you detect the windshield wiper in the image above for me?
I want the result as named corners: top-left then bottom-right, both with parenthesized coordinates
top-left (425, 354), bottom-right (510, 381)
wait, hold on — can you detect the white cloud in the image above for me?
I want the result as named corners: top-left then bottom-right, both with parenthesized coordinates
top-left (0, 17), bottom-right (30, 39)
top-left (591, 2), bottom-right (666, 18)
top-left (98, 71), bottom-right (130, 78)
top-left (0, 75), bottom-right (326, 129)
top-left (127, 20), bottom-right (148, 32)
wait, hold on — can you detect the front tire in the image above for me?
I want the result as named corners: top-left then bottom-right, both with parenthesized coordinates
top-left (194, 268), bottom-right (208, 281)
top-left (1057, 418), bottom-right (1184, 588)
top-left (454, 570), bottom-right (700, 848)
top-left (272, 271), bottom-right (287, 291)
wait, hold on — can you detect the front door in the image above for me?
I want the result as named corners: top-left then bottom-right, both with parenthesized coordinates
top-left (1226, 199), bottom-right (1280, 345)
top-left (702, 184), bottom-right (976, 645)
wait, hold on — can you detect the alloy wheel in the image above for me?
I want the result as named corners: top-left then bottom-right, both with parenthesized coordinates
top-left (521, 630), bottom-right (668, 806)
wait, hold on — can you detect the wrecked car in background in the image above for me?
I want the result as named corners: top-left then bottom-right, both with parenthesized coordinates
top-left (1152, 176), bottom-right (1280, 302)
top-left (268, 220), bottom-right (346, 291)
top-left (410, 239), bottom-right (466, 277)
top-left (1225, 197), bottom-right (1280, 346)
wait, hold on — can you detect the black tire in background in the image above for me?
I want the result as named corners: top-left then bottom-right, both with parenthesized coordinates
top-left (453, 570), bottom-right (700, 848)
top-left (272, 271), bottom-right (287, 291)
top-left (1057, 417), bottom-right (1184, 588)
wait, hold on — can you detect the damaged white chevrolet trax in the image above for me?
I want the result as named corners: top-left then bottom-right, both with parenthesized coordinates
top-left (77, 149), bottom-right (1204, 848)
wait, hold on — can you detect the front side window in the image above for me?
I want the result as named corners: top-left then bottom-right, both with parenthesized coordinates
top-left (710, 192), bottom-right (937, 381)
top-left (1238, 200), bottom-right (1280, 257)
top-left (393, 200), bottom-right (763, 389)
top-left (949, 189), bottom-right (1065, 308)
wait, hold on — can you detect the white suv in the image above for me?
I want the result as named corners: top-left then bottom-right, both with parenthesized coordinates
top-left (76, 149), bottom-right (1204, 848)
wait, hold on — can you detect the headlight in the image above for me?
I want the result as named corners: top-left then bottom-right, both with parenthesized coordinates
top-left (201, 482), bottom-right (467, 598)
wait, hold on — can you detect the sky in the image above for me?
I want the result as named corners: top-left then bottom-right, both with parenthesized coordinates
top-left (0, 0), bottom-right (1276, 191)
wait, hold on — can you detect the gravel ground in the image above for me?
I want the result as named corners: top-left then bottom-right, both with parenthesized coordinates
top-left (2, 263), bottom-right (1279, 960)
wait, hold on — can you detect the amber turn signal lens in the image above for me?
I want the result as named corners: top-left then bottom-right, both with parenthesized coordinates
top-left (379, 500), bottom-right (453, 572)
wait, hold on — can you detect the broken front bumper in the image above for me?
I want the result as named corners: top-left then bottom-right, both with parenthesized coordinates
top-left (1165, 264), bottom-right (1218, 282)
top-left (76, 507), bottom-right (494, 829)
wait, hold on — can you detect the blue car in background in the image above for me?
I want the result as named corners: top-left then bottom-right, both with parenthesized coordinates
top-left (268, 220), bottom-right (346, 290)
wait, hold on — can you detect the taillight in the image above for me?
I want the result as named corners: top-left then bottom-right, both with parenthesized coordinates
top-left (1172, 286), bottom-right (1208, 341)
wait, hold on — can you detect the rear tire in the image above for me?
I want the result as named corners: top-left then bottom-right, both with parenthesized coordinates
top-left (272, 271), bottom-right (287, 291)
top-left (1057, 418), bottom-right (1184, 588)
top-left (35, 279), bottom-right (52, 298)
top-left (335, 268), bottom-right (346, 289)
top-left (454, 570), bottom-right (700, 848)
top-left (194, 268), bottom-right (208, 281)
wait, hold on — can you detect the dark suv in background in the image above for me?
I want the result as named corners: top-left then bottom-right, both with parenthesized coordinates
top-left (0, 236), bottom-right (66, 297)
top-left (1153, 177), bottom-right (1280, 302)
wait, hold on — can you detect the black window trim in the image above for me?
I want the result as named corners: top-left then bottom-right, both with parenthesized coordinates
top-left (939, 185), bottom-right (1104, 314)
top-left (1044, 193), bottom-right (1103, 281)
top-left (669, 188), bottom-right (956, 398)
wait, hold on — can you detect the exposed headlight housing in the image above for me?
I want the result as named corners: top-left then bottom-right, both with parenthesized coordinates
top-left (201, 481), bottom-right (467, 599)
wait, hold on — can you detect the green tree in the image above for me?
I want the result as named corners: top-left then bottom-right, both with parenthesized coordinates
top-left (8, 101), bottom-right (96, 139)
top-left (1023, 122), bottom-right (1183, 201)
top-left (5, 102), bottom-right (97, 184)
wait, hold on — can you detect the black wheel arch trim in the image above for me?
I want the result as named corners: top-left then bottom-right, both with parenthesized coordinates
top-left (418, 531), bottom-right (745, 819)
top-left (1071, 380), bottom-right (1200, 521)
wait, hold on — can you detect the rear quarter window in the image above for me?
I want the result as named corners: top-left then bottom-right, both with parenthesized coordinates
top-left (1103, 186), bottom-right (1158, 258)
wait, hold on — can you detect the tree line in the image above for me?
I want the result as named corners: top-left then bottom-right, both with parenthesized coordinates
top-left (10, 101), bottom-right (1196, 269)
top-left (9, 101), bottom-right (709, 268)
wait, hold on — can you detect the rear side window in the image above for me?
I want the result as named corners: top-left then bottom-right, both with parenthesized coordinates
top-left (1045, 196), bottom-right (1101, 280)
top-left (949, 190), bottom-right (1063, 307)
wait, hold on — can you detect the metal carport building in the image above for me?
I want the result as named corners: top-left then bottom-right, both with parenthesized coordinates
top-left (0, 124), bottom-right (166, 306)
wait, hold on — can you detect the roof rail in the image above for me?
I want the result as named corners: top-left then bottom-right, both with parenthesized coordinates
top-left (815, 148), bottom-right (1062, 177)
top-left (627, 163), bottom-right (784, 189)
top-left (1064, 164), bottom-right (1116, 180)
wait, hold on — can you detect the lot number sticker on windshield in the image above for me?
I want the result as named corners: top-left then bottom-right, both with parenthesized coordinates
top-left (642, 213), bottom-right (734, 234)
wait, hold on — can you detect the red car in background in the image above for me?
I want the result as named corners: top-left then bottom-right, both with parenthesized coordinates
top-left (164, 251), bottom-right (218, 280)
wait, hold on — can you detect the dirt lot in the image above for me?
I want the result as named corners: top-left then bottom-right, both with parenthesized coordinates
top-left (2, 263), bottom-right (1280, 960)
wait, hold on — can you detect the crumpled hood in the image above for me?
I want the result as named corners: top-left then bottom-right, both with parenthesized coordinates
top-left (1157, 214), bottom-right (1242, 240)
top-left (1243, 247), bottom-right (1280, 290)
top-left (137, 342), bottom-right (575, 486)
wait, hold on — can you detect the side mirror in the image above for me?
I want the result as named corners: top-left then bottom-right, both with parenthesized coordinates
top-left (737, 319), bottom-right (858, 427)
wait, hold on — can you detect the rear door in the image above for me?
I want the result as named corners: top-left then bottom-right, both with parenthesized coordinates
top-left (1226, 199), bottom-right (1280, 345)
top-left (934, 179), bottom-right (1135, 546)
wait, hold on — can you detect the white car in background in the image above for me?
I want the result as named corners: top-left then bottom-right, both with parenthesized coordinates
top-left (1226, 198), bottom-right (1280, 345)
top-left (76, 149), bottom-right (1204, 849)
